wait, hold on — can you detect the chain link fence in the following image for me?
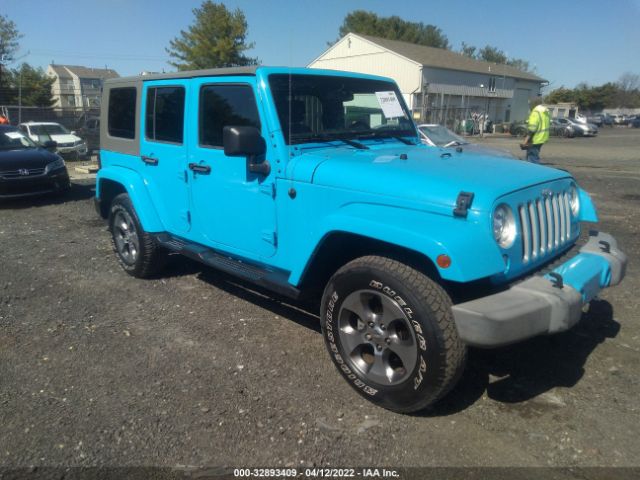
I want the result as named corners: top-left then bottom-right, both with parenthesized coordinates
top-left (0, 105), bottom-right (99, 130)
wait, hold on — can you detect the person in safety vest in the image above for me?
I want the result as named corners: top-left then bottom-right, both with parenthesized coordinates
top-left (521, 104), bottom-right (550, 163)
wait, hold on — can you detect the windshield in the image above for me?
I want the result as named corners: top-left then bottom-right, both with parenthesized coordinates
top-left (29, 124), bottom-right (69, 136)
top-left (268, 74), bottom-right (417, 145)
top-left (418, 125), bottom-right (467, 147)
top-left (0, 129), bottom-right (39, 150)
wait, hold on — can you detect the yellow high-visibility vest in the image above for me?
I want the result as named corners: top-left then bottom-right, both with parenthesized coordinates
top-left (527, 105), bottom-right (550, 145)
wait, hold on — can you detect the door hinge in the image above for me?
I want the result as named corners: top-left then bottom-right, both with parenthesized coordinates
top-left (261, 230), bottom-right (277, 246)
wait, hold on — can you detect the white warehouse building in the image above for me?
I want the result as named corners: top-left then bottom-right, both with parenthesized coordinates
top-left (309, 33), bottom-right (547, 127)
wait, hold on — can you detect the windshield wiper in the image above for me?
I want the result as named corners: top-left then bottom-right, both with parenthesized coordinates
top-left (291, 134), bottom-right (369, 150)
top-left (352, 131), bottom-right (415, 145)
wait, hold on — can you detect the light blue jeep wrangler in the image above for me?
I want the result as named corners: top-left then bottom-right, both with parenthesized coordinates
top-left (95, 67), bottom-right (627, 412)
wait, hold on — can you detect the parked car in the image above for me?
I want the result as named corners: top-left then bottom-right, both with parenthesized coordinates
top-left (550, 118), bottom-right (575, 138)
top-left (586, 114), bottom-right (604, 127)
top-left (602, 113), bottom-right (614, 126)
top-left (76, 116), bottom-right (100, 154)
top-left (631, 116), bottom-right (640, 128)
top-left (624, 115), bottom-right (637, 126)
top-left (0, 125), bottom-right (70, 199)
top-left (509, 120), bottom-right (529, 137)
top-left (417, 124), bottom-right (516, 158)
top-left (18, 121), bottom-right (88, 159)
top-left (555, 117), bottom-right (598, 136)
top-left (609, 113), bottom-right (626, 125)
top-left (95, 67), bottom-right (627, 413)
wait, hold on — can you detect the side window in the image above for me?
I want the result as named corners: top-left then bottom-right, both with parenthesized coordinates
top-left (199, 84), bottom-right (260, 148)
top-left (145, 86), bottom-right (185, 144)
top-left (108, 87), bottom-right (137, 139)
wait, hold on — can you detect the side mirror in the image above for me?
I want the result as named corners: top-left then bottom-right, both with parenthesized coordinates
top-left (70, 130), bottom-right (77, 136)
top-left (43, 140), bottom-right (57, 152)
top-left (223, 126), bottom-right (270, 175)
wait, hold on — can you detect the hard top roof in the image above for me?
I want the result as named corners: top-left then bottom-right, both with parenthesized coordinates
top-left (106, 66), bottom-right (259, 84)
top-left (104, 66), bottom-right (396, 85)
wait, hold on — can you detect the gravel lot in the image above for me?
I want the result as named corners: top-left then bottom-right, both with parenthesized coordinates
top-left (1, 128), bottom-right (638, 470)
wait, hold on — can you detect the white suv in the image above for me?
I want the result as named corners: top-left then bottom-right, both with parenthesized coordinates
top-left (19, 122), bottom-right (88, 159)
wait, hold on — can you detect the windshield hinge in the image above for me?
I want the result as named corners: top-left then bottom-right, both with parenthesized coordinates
top-left (260, 182), bottom-right (276, 199)
top-left (262, 230), bottom-right (277, 246)
top-left (453, 191), bottom-right (474, 218)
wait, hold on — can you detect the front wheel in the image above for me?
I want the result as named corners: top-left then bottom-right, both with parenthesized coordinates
top-left (321, 256), bottom-right (467, 413)
top-left (108, 193), bottom-right (165, 278)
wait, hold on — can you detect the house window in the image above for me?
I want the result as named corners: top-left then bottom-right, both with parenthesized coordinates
top-left (108, 87), bottom-right (137, 139)
top-left (488, 77), bottom-right (497, 93)
top-left (145, 86), bottom-right (185, 144)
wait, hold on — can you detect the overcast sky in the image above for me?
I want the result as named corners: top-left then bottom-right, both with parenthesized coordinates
top-left (4, 0), bottom-right (639, 90)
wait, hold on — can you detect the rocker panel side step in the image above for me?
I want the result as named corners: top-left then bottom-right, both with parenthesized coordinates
top-left (153, 233), bottom-right (300, 299)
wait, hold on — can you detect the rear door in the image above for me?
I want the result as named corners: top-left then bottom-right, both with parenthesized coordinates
top-left (140, 80), bottom-right (191, 233)
top-left (186, 77), bottom-right (277, 258)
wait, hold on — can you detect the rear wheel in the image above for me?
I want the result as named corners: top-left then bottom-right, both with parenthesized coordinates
top-left (109, 193), bottom-right (165, 278)
top-left (321, 256), bottom-right (466, 413)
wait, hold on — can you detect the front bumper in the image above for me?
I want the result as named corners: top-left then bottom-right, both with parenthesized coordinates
top-left (0, 168), bottom-right (70, 199)
top-left (57, 144), bottom-right (88, 157)
top-left (452, 231), bottom-right (627, 347)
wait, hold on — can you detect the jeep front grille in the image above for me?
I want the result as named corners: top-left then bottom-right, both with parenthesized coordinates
top-left (519, 191), bottom-right (572, 263)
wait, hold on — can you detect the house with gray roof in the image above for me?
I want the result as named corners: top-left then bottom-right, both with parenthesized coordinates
top-left (47, 64), bottom-right (119, 109)
top-left (309, 33), bottom-right (547, 126)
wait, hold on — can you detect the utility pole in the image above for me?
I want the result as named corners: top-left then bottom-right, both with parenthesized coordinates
top-left (0, 54), bottom-right (6, 105)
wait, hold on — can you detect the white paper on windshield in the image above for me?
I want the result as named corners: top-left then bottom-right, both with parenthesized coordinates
top-left (5, 131), bottom-right (23, 139)
top-left (375, 91), bottom-right (404, 119)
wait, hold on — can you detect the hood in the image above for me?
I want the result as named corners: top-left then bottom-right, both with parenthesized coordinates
top-left (46, 134), bottom-right (80, 144)
top-left (0, 147), bottom-right (60, 171)
top-left (291, 143), bottom-right (570, 213)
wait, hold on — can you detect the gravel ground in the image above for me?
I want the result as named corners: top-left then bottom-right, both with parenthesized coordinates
top-left (0, 128), bottom-right (638, 470)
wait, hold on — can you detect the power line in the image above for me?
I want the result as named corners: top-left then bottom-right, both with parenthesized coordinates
top-left (29, 49), bottom-right (168, 62)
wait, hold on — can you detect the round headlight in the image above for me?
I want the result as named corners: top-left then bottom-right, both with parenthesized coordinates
top-left (569, 184), bottom-right (580, 216)
top-left (493, 204), bottom-right (516, 249)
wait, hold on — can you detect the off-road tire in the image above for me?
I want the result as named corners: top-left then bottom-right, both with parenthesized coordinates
top-left (108, 193), bottom-right (165, 278)
top-left (321, 255), bottom-right (466, 413)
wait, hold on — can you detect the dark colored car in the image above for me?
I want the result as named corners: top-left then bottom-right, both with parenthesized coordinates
top-left (0, 125), bottom-right (70, 199)
top-left (77, 116), bottom-right (100, 154)
top-left (631, 117), bottom-right (640, 128)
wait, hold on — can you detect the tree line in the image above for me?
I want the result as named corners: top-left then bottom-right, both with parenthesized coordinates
top-left (543, 74), bottom-right (640, 111)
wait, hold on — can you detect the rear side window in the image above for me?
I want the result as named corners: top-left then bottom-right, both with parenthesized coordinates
top-left (199, 84), bottom-right (260, 147)
top-left (108, 87), bottom-right (137, 139)
top-left (145, 86), bottom-right (185, 144)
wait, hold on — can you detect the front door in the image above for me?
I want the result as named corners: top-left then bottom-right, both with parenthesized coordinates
top-left (187, 78), bottom-right (277, 259)
top-left (140, 80), bottom-right (191, 233)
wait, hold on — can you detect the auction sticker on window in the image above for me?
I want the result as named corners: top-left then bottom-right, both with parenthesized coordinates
top-left (375, 91), bottom-right (404, 118)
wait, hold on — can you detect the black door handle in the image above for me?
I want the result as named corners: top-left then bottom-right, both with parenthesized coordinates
top-left (141, 155), bottom-right (159, 166)
top-left (188, 162), bottom-right (211, 174)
